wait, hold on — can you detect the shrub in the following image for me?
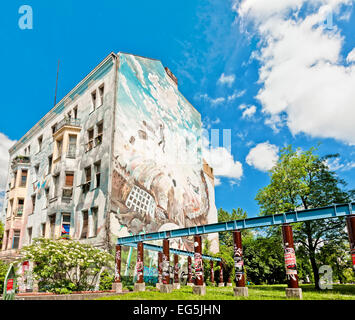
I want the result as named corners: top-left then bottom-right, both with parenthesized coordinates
top-left (19, 238), bottom-right (114, 293)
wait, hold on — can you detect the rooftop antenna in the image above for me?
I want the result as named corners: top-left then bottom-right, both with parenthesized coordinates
top-left (54, 59), bottom-right (60, 107)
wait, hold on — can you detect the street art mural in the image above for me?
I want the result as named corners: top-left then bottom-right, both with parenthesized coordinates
top-left (110, 53), bottom-right (217, 252)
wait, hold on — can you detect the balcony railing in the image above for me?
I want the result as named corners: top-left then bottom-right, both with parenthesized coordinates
top-left (11, 156), bottom-right (31, 168)
top-left (62, 187), bottom-right (73, 199)
top-left (53, 118), bottom-right (81, 134)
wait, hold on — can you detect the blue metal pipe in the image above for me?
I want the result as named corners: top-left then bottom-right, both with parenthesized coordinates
top-left (123, 242), bottom-right (221, 261)
top-left (117, 202), bottom-right (355, 245)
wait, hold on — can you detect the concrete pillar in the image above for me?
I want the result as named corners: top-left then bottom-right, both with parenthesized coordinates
top-left (112, 245), bottom-right (122, 293)
top-left (346, 215), bottom-right (355, 271)
top-left (282, 224), bottom-right (302, 299)
top-left (134, 242), bottom-right (145, 292)
top-left (186, 255), bottom-right (194, 286)
top-left (218, 261), bottom-right (224, 287)
top-left (160, 239), bottom-right (172, 293)
top-left (210, 260), bottom-right (215, 286)
top-left (173, 254), bottom-right (180, 289)
top-left (156, 252), bottom-right (163, 290)
top-left (193, 235), bottom-right (206, 295)
top-left (232, 231), bottom-right (248, 296)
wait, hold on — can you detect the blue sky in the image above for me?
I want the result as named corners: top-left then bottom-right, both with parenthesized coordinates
top-left (1, 0), bottom-right (355, 217)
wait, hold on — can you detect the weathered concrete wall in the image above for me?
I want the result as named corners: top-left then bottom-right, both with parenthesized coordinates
top-left (1, 54), bottom-right (117, 252)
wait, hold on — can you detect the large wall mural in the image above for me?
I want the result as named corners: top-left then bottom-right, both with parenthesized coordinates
top-left (111, 53), bottom-right (218, 252)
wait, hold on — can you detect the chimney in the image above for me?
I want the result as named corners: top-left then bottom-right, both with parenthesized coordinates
top-left (164, 67), bottom-right (178, 87)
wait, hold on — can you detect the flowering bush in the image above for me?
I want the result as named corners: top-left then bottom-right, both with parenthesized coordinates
top-left (19, 238), bottom-right (114, 293)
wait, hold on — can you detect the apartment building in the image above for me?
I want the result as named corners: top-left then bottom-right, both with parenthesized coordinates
top-left (0, 52), bottom-right (218, 260)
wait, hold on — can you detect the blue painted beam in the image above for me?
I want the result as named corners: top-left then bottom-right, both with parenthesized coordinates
top-left (117, 202), bottom-right (354, 245)
top-left (123, 242), bottom-right (221, 261)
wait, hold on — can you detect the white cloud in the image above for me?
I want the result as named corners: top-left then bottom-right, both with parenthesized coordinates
top-left (217, 73), bottom-right (236, 87)
top-left (246, 142), bottom-right (279, 171)
top-left (202, 137), bottom-right (243, 182)
top-left (0, 133), bottom-right (16, 191)
top-left (196, 93), bottom-right (225, 106)
top-left (346, 48), bottom-right (355, 63)
top-left (242, 105), bottom-right (257, 118)
top-left (228, 90), bottom-right (246, 101)
top-left (325, 157), bottom-right (355, 171)
top-left (235, 0), bottom-right (355, 145)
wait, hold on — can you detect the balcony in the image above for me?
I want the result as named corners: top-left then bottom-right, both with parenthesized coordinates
top-left (15, 206), bottom-right (24, 217)
top-left (53, 118), bottom-right (81, 135)
top-left (11, 156), bottom-right (30, 169)
top-left (62, 187), bottom-right (73, 200)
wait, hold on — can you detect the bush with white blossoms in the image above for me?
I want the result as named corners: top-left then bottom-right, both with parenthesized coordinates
top-left (19, 238), bottom-right (114, 294)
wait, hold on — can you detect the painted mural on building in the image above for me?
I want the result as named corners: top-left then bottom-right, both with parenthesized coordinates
top-left (110, 53), bottom-right (217, 252)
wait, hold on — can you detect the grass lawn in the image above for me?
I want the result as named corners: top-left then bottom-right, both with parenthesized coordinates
top-left (97, 284), bottom-right (355, 300)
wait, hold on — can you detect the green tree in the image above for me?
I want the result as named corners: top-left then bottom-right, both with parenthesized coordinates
top-left (243, 230), bottom-right (285, 285)
top-left (19, 238), bottom-right (114, 293)
top-left (0, 260), bottom-right (10, 293)
top-left (256, 146), bottom-right (353, 289)
top-left (0, 221), bottom-right (4, 249)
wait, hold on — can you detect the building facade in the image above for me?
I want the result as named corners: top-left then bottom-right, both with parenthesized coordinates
top-left (0, 52), bottom-right (218, 261)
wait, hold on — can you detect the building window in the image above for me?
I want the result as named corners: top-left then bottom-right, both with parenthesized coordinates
top-left (45, 188), bottom-right (49, 208)
top-left (20, 170), bottom-right (28, 187)
top-left (27, 227), bottom-right (32, 244)
top-left (41, 223), bottom-right (46, 238)
top-left (98, 85), bottom-right (104, 106)
top-left (87, 128), bottom-right (94, 151)
top-left (48, 155), bottom-right (53, 174)
top-left (49, 215), bottom-right (56, 239)
top-left (38, 135), bottom-right (43, 152)
top-left (53, 174), bottom-right (60, 198)
top-left (81, 211), bottom-right (89, 239)
top-left (95, 122), bottom-right (103, 146)
top-left (63, 172), bottom-right (74, 199)
top-left (83, 166), bottom-right (91, 193)
top-left (13, 170), bottom-right (17, 188)
top-left (67, 135), bottom-right (77, 158)
top-left (34, 164), bottom-right (40, 177)
top-left (55, 138), bottom-right (63, 159)
top-left (17, 199), bottom-right (24, 217)
top-left (51, 123), bottom-right (57, 135)
top-left (65, 172), bottom-right (74, 187)
top-left (92, 207), bottom-right (98, 237)
top-left (12, 230), bottom-right (21, 249)
top-left (91, 91), bottom-right (97, 111)
top-left (31, 194), bottom-right (36, 213)
top-left (94, 161), bottom-right (101, 188)
top-left (61, 213), bottom-right (71, 238)
top-left (73, 106), bottom-right (78, 119)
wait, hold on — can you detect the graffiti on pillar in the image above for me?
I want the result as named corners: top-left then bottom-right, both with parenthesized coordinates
top-left (194, 253), bottom-right (203, 281)
top-left (284, 247), bottom-right (297, 281)
top-left (161, 254), bottom-right (170, 284)
top-left (136, 259), bottom-right (144, 281)
top-left (114, 249), bottom-right (121, 282)
top-left (234, 246), bottom-right (244, 281)
top-left (174, 262), bottom-right (180, 277)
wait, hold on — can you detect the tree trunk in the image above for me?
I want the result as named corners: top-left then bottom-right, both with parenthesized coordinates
top-left (309, 251), bottom-right (320, 290)
top-left (304, 220), bottom-right (320, 290)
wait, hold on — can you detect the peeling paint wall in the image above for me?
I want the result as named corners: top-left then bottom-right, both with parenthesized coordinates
top-left (1, 54), bottom-right (117, 255)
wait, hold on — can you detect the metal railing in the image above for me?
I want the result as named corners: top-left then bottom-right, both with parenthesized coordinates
top-left (53, 118), bottom-right (81, 134)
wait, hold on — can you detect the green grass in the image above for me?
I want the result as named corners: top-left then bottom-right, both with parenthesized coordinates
top-left (97, 284), bottom-right (355, 300)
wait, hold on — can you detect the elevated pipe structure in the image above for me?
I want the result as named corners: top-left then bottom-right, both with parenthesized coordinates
top-left (122, 242), bottom-right (221, 261)
top-left (117, 203), bottom-right (355, 245)
top-left (114, 202), bottom-right (355, 298)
